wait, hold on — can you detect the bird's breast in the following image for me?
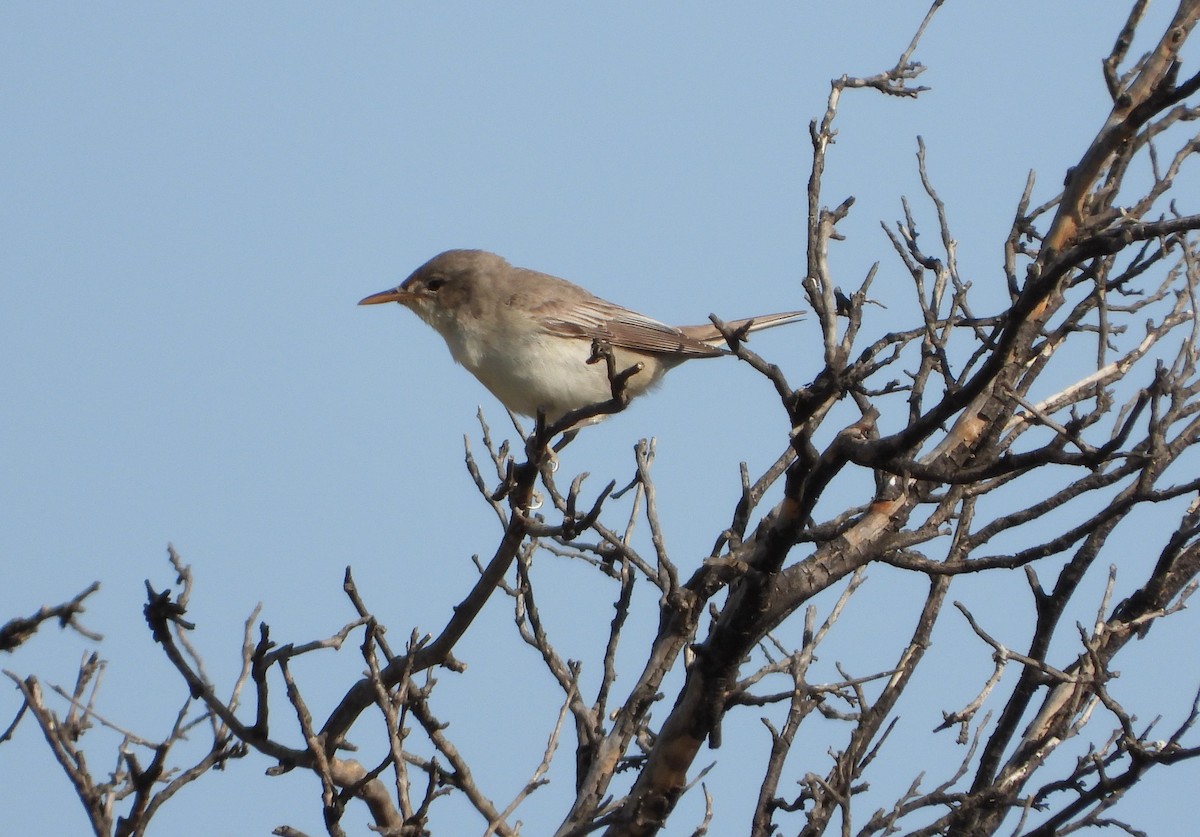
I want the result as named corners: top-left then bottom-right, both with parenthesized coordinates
top-left (440, 324), bottom-right (663, 421)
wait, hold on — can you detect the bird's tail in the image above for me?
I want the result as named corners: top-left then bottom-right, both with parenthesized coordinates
top-left (677, 310), bottom-right (805, 347)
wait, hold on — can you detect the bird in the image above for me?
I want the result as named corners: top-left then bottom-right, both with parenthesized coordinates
top-left (359, 249), bottom-right (803, 428)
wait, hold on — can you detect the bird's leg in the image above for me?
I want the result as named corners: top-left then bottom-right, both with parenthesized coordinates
top-left (529, 409), bottom-right (554, 464)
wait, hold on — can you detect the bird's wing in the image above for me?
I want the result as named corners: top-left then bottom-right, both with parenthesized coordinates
top-left (538, 297), bottom-right (725, 357)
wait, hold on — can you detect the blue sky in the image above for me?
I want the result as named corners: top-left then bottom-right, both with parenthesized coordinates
top-left (4, 3), bottom-right (1198, 835)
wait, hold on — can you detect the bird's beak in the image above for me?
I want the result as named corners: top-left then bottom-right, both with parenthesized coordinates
top-left (358, 287), bottom-right (419, 306)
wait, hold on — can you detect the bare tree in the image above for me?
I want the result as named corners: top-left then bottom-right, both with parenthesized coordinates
top-left (8, 2), bottom-right (1200, 835)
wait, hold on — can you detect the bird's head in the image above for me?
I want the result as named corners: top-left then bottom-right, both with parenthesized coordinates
top-left (358, 249), bottom-right (510, 331)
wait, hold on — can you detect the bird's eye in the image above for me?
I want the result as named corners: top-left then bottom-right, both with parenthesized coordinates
top-left (425, 276), bottom-right (446, 292)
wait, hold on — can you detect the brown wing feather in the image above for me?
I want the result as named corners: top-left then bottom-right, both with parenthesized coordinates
top-left (540, 297), bottom-right (725, 357)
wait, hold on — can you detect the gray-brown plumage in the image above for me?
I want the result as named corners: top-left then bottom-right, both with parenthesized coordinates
top-left (360, 249), bottom-right (803, 425)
